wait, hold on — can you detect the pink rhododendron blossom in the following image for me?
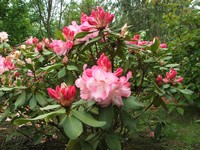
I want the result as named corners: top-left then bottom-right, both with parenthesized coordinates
top-left (50, 40), bottom-right (73, 56)
top-left (80, 7), bottom-right (114, 31)
top-left (4, 57), bottom-right (14, 70)
top-left (47, 83), bottom-right (76, 107)
top-left (75, 54), bottom-right (132, 107)
top-left (157, 68), bottom-right (183, 85)
top-left (0, 31), bottom-right (9, 43)
top-left (97, 53), bottom-right (111, 72)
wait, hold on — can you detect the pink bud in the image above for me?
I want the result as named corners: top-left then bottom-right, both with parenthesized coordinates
top-left (36, 43), bottom-right (43, 51)
top-left (14, 71), bottom-right (19, 77)
top-left (166, 68), bottom-right (177, 80)
top-left (160, 43), bottom-right (167, 48)
top-left (156, 75), bottom-right (163, 85)
top-left (48, 83), bottom-right (76, 107)
top-left (149, 131), bottom-right (155, 138)
top-left (32, 37), bottom-right (39, 44)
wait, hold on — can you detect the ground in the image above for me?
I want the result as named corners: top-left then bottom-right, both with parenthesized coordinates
top-left (0, 106), bottom-right (200, 150)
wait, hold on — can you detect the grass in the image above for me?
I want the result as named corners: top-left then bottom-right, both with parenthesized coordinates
top-left (163, 105), bottom-right (200, 150)
top-left (1, 105), bottom-right (200, 149)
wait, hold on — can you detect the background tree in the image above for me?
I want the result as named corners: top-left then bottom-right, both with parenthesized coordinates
top-left (0, 0), bottom-right (33, 45)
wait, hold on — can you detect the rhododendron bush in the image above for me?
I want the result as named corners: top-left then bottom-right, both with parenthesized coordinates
top-left (0, 7), bottom-right (192, 149)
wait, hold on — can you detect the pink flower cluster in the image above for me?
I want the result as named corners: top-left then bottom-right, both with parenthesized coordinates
top-left (48, 83), bottom-right (76, 107)
top-left (75, 53), bottom-right (132, 107)
top-left (127, 34), bottom-right (167, 48)
top-left (0, 56), bottom-right (15, 75)
top-left (156, 68), bottom-right (183, 86)
top-left (81, 6), bottom-right (114, 31)
top-left (50, 7), bottom-right (114, 56)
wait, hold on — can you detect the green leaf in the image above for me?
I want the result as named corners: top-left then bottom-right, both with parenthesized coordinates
top-left (74, 31), bottom-right (90, 39)
top-left (176, 107), bottom-right (184, 115)
top-left (122, 96), bottom-right (144, 111)
top-left (58, 67), bottom-right (66, 78)
top-left (13, 108), bottom-right (65, 125)
top-left (67, 65), bottom-right (78, 71)
top-left (105, 134), bottom-right (121, 150)
top-left (29, 95), bottom-right (37, 110)
top-left (178, 89), bottom-right (193, 95)
top-left (41, 63), bottom-right (63, 71)
top-left (154, 82), bottom-right (165, 96)
top-left (166, 64), bottom-right (179, 68)
top-left (71, 99), bottom-right (88, 109)
top-left (120, 111), bottom-right (137, 132)
top-left (0, 107), bottom-right (10, 122)
top-left (40, 104), bottom-right (61, 111)
top-left (14, 91), bottom-right (27, 109)
top-left (35, 94), bottom-right (47, 106)
top-left (73, 110), bottom-right (106, 127)
top-left (150, 38), bottom-right (160, 52)
top-left (0, 86), bottom-right (27, 91)
top-left (62, 115), bottom-right (83, 140)
top-left (55, 29), bottom-right (65, 41)
top-left (154, 123), bottom-right (162, 139)
top-left (98, 105), bottom-right (114, 129)
top-left (42, 50), bottom-right (53, 56)
top-left (80, 36), bottom-right (101, 52)
top-left (67, 139), bottom-right (82, 150)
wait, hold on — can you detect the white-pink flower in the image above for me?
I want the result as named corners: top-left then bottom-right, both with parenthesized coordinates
top-left (75, 54), bottom-right (132, 107)
top-left (0, 31), bottom-right (9, 43)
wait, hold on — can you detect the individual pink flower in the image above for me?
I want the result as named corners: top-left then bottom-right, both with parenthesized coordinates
top-left (43, 38), bottom-right (51, 48)
top-left (47, 83), bottom-right (76, 107)
top-left (50, 40), bottom-right (73, 56)
top-left (62, 27), bottom-right (75, 41)
top-left (97, 53), bottom-right (111, 72)
top-left (68, 21), bottom-right (99, 42)
top-left (176, 77), bottom-right (184, 83)
top-left (160, 43), bottom-right (167, 48)
top-left (114, 68), bottom-right (123, 77)
top-left (75, 54), bottom-right (132, 107)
